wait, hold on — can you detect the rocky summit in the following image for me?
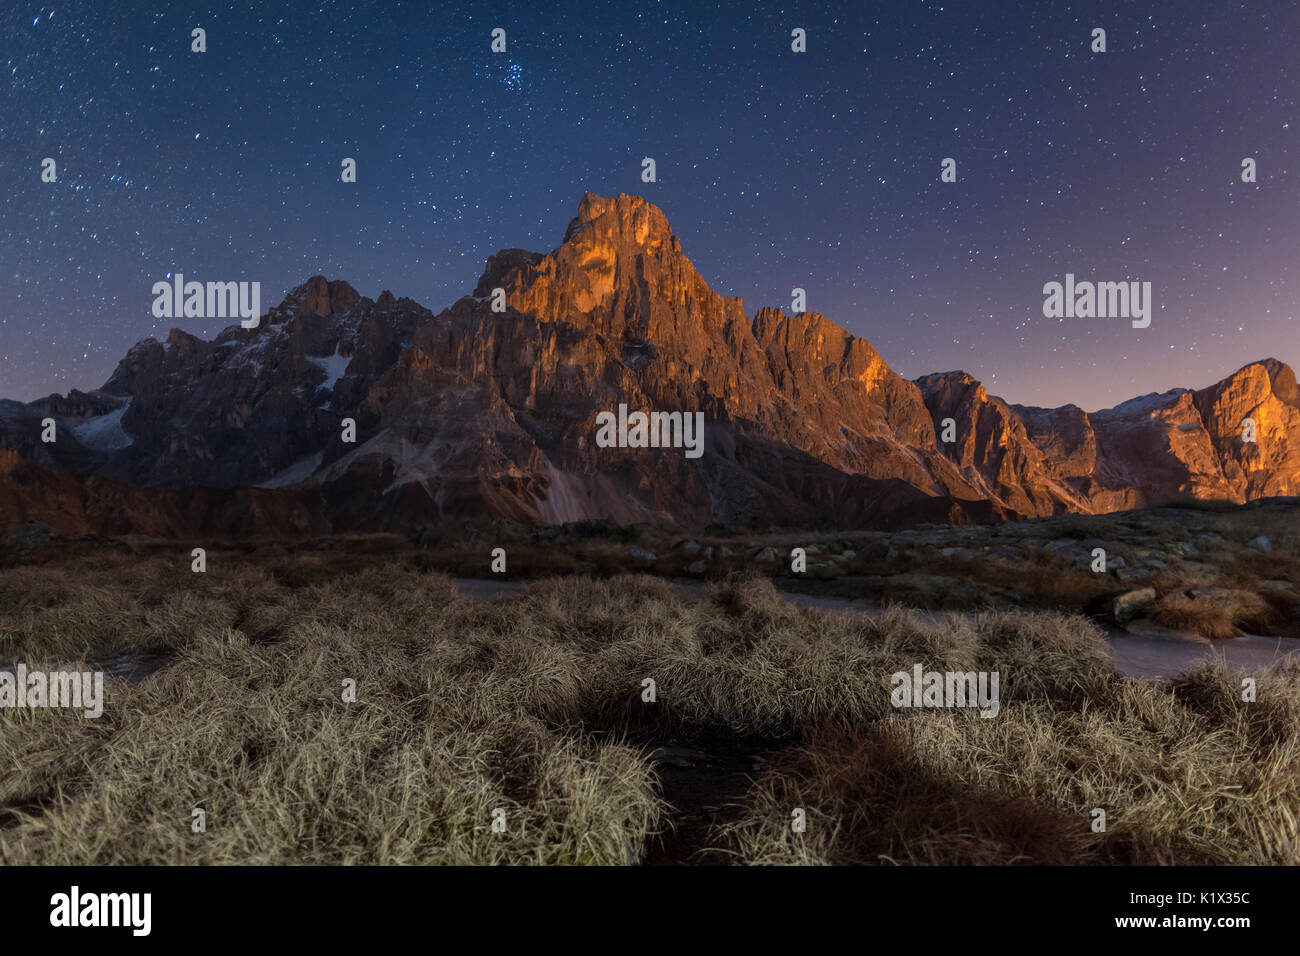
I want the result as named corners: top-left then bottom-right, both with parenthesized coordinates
top-left (2, 193), bottom-right (1297, 537)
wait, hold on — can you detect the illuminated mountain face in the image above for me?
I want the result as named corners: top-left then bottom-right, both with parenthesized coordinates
top-left (2, 195), bottom-right (1297, 536)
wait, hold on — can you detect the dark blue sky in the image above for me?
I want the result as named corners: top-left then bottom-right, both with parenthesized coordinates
top-left (2, 0), bottom-right (1296, 409)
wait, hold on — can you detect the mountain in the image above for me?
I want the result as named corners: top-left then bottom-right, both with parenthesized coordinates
top-left (2, 193), bottom-right (1297, 537)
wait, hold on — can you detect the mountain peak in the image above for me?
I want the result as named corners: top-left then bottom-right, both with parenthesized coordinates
top-left (565, 192), bottom-right (677, 251)
top-left (2, 195), bottom-right (1297, 535)
top-left (474, 249), bottom-right (545, 298)
top-left (575, 191), bottom-right (659, 220)
top-left (276, 276), bottom-right (361, 321)
top-left (1226, 357), bottom-right (1298, 399)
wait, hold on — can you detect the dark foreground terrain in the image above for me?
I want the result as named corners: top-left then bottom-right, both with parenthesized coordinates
top-left (2, 500), bottom-right (1298, 865)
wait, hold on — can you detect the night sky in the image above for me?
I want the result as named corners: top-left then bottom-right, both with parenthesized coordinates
top-left (2, 0), bottom-right (1295, 410)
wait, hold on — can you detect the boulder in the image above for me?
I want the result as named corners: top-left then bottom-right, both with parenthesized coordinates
top-left (1112, 587), bottom-right (1157, 624)
top-left (808, 561), bottom-right (843, 580)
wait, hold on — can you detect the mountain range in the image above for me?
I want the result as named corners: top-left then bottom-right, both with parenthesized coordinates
top-left (2, 192), bottom-right (1297, 538)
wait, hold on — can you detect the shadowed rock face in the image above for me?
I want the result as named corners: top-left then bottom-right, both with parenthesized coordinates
top-left (0, 448), bottom-right (323, 538)
top-left (1, 193), bottom-right (1297, 536)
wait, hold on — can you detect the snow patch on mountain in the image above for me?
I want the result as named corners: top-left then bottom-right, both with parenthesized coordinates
top-left (1099, 389), bottom-right (1188, 417)
top-left (309, 346), bottom-right (352, 393)
top-left (71, 398), bottom-right (134, 452)
top-left (256, 451), bottom-right (323, 489)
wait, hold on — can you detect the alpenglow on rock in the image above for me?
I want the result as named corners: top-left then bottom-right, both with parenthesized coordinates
top-left (1, 194), bottom-right (1297, 536)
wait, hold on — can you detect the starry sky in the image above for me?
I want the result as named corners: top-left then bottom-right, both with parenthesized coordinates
top-left (2, 0), bottom-right (1296, 410)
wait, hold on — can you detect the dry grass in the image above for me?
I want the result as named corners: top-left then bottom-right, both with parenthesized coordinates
top-left (1151, 590), bottom-right (1273, 639)
top-left (713, 658), bottom-right (1300, 865)
top-left (1, 570), bottom-right (665, 865)
top-left (1, 547), bottom-right (1297, 865)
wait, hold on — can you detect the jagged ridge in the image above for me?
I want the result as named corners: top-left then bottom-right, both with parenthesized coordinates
top-left (1, 193), bottom-right (1296, 535)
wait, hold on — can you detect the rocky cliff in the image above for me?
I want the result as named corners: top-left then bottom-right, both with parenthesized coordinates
top-left (1, 193), bottom-right (1296, 536)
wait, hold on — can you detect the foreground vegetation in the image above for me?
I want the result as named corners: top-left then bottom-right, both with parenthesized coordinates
top-left (5, 497), bottom-right (1298, 639)
top-left (2, 545), bottom-right (1297, 865)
